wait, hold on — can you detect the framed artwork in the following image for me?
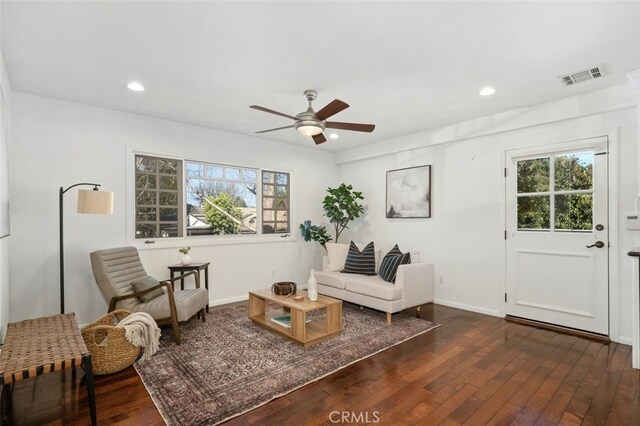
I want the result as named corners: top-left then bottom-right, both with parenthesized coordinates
top-left (386, 165), bottom-right (431, 218)
top-left (0, 85), bottom-right (9, 238)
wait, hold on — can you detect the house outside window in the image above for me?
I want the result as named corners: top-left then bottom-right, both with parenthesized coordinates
top-left (185, 161), bottom-right (258, 236)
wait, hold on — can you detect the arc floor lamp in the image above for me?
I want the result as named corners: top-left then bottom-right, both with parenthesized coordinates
top-left (59, 183), bottom-right (114, 314)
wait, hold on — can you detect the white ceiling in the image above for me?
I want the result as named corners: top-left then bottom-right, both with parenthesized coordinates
top-left (3, 1), bottom-right (640, 152)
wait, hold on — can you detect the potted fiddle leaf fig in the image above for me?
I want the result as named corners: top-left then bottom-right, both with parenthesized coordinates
top-left (299, 220), bottom-right (332, 250)
top-left (299, 183), bottom-right (365, 247)
top-left (323, 183), bottom-right (365, 243)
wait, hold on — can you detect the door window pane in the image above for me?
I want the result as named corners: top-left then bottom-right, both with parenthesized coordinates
top-left (555, 194), bottom-right (593, 231)
top-left (554, 153), bottom-right (593, 191)
top-left (517, 195), bottom-right (550, 230)
top-left (517, 158), bottom-right (550, 193)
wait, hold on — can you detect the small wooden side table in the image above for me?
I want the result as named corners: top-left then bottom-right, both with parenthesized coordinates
top-left (168, 262), bottom-right (210, 313)
top-left (0, 313), bottom-right (97, 425)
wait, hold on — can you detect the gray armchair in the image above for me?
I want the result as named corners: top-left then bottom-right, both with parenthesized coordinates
top-left (90, 246), bottom-right (208, 344)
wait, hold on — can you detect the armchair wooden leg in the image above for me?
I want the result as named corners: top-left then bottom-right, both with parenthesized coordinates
top-left (386, 313), bottom-right (392, 325)
top-left (171, 318), bottom-right (181, 345)
top-left (200, 307), bottom-right (206, 322)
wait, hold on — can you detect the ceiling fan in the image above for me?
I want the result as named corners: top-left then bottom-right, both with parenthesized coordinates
top-left (250, 90), bottom-right (375, 145)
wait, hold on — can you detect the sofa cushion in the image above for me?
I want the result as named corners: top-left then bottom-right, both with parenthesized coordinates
top-left (342, 241), bottom-right (376, 275)
top-left (346, 275), bottom-right (403, 301)
top-left (326, 243), bottom-right (350, 272)
top-left (315, 270), bottom-right (348, 290)
top-left (379, 245), bottom-right (411, 283)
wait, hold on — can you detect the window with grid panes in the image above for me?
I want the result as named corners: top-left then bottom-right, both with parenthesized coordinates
top-left (135, 155), bottom-right (183, 238)
top-left (516, 151), bottom-right (593, 232)
top-left (262, 170), bottom-right (290, 234)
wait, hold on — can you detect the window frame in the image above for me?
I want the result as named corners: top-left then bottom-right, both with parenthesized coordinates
top-left (127, 148), bottom-right (295, 249)
top-left (134, 154), bottom-right (184, 239)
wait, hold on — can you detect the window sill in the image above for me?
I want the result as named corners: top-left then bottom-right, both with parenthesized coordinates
top-left (133, 234), bottom-right (297, 250)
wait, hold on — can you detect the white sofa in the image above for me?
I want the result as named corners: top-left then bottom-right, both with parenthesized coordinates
top-left (315, 243), bottom-right (434, 324)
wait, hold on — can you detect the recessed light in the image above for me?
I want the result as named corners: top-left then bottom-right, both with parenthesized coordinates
top-left (479, 87), bottom-right (496, 96)
top-left (127, 82), bottom-right (145, 92)
top-left (329, 133), bottom-right (339, 140)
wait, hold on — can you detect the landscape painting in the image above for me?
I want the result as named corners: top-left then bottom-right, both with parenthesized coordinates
top-left (386, 165), bottom-right (431, 218)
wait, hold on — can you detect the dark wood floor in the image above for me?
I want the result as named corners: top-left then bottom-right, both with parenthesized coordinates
top-left (4, 303), bottom-right (640, 425)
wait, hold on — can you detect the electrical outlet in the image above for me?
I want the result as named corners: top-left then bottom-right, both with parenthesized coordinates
top-left (439, 273), bottom-right (445, 284)
top-left (270, 268), bottom-right (276, 277)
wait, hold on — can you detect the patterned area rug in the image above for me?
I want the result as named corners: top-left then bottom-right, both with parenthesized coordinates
top-left (134, 303), bottom-right (439, 425)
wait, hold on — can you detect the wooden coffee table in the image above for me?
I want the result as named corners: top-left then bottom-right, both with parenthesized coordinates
top-left (249, 289), bottom-right (343, 348)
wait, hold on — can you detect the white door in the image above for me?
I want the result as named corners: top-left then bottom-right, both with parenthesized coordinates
top-left (505, 137), bottom-right (609, 335)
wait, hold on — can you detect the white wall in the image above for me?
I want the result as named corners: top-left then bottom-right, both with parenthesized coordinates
top-left (9, 93), bottom-right (337, 324)
top-left (0, 0), bottom-right (13, 339)
top-left (337, 84), bottom-right (638, 343)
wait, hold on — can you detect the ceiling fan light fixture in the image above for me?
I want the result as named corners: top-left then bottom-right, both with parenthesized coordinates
top-left (296, 125), bottom-right (323, 136)
top-left (295, 119), bottom-right (325, 136)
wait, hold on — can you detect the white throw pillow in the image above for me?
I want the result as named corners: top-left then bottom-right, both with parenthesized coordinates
top-left (326, 243), bottom-right (350, 272)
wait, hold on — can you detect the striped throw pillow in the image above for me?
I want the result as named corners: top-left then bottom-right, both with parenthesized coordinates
top-left (342, 241), bottom-right (376, 275)
top-left (379, 244), bottom-right (411, 283)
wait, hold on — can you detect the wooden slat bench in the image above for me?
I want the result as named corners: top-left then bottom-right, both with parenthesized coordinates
top-left (0, 313), bottom-right (96, 425)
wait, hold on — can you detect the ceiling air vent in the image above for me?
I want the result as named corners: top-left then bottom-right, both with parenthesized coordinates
top-left (558, 66), bottom-right (605, 87)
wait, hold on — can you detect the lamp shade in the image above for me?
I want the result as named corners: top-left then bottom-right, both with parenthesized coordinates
top-left (77, 189), bottom-right (114, 215)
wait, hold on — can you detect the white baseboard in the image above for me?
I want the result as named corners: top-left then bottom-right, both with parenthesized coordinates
top-left (209, 295), bottom-right (248, 307)
top-left (433, 298), bottom-right (501, 318)
top-left (616, 335), bottom-right (632, 346)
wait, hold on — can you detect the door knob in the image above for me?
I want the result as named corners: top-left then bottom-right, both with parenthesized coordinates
top-left (586, 241), bottom-right (605, 248)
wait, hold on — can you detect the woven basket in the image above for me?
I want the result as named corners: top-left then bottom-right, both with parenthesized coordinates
top-left (81, 310), bottom-right (141, 375)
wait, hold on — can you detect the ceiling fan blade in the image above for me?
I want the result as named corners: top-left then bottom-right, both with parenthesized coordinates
top-left (312, 133), bottom-right (327, 145)
top-left (255, 125), bottom-right (295, 134)
top-left (315, 99), bottom-right (349, 121)
top-left (250, 105), bottom-right (297, 121)
top-left (325, 121), bottom-right (376, 133)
